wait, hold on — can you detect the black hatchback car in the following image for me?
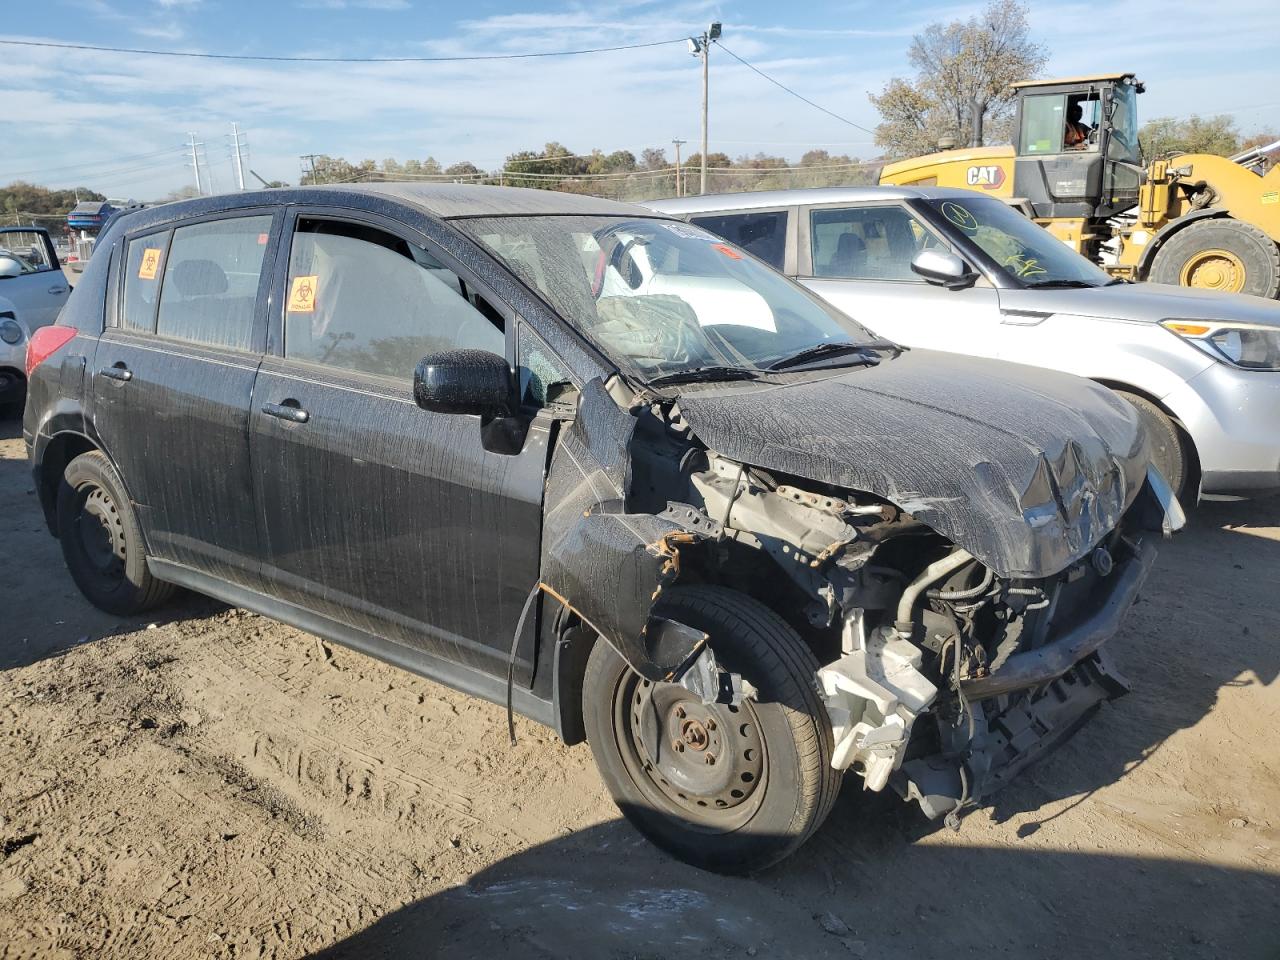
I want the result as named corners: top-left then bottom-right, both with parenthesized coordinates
top-left (24, 184), bottom-right (1182, 872)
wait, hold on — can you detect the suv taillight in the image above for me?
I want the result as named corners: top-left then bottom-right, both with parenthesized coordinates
top-left (26, 326), bottom-right (77, 378)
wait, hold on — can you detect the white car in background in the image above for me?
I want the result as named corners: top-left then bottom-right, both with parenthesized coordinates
top-left (0, 226), bottom-right (72, 413)
top-left (649, 187), bottom-right (1280, 500)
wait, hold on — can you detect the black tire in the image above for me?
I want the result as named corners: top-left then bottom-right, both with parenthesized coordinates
top-left (1147, 218), bottom-right (1280, 299)
top-left (57, 450), bottom-right (175, 615)
top-left (582, 585), bottom-right (840, 874)
top-left (1116, 390), bottom-right (1188, 498)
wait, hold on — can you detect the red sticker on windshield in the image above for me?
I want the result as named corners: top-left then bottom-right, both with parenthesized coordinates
top-left (257, 233), bottom-right (269, 245)
top-left (712, 243), bottom-right (742, 260)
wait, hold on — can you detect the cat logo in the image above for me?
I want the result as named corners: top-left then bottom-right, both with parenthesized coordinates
top-left (965, 165), bottom-right (1007, 190)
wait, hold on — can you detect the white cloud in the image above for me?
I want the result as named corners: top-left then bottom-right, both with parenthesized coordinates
top-left (3, 0), bottom-right (1277, 199)
top-left (296, 0), bottom-right (410, 8)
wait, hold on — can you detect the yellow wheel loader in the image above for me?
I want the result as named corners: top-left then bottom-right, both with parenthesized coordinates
top-left (879, 73), bottom-right (1280, 298)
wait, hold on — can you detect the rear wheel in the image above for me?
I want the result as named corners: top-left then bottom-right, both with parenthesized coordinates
top-left (1115, 390), bottom-right (1188, 498)
top-left (582, 585), bottom-right (840, 874)
top-left (57, 450), bottom-right (174, 615)
top-left (1147, 218), bottom-right (1280, 299)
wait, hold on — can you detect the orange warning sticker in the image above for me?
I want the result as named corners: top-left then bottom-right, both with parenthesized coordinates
top-left (287, 275), bottom-right (318, 313)
top-left (711, 243), bottom-right (742, 260)
top-left (137, 248), bottom-right (162, 280)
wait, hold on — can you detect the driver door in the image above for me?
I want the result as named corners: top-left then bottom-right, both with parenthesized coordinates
top-left (250, 207), bottom-right (550, 679)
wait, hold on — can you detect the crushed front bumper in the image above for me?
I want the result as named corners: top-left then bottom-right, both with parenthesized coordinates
top-left (894, 535), bottom-right (1156, 820)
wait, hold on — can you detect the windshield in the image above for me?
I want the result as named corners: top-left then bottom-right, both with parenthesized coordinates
top-left (920, 197), bottom-right (1113, 287)
top-left (457, 215), bottom-right (883, 381)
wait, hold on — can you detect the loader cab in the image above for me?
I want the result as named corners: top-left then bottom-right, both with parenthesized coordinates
top-left (1012, 73), bottom-right (1144, 222)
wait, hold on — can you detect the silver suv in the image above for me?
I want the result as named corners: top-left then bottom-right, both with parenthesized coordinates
top-left (649, 187), bottom-right (1280, 499)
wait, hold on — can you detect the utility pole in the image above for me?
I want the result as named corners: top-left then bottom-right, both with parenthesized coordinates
top-left (688, 22), bottom-right (721, 195)
top-left (671, 138), bottom-right (686, 197)
top-left (300, 154), bottom-right (319, 184)
top-left (187, 132), bottom-right (204, 195)
top-left (230, 122), bottom-right (247, 190)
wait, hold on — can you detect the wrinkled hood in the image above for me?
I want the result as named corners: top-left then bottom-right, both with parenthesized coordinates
top-left (998, 281), bottom-right (1280, 326)
top-left (676, 349), bottom-right (1149, 579)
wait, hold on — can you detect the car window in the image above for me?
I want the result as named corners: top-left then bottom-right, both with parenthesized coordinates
top-left (688, 211), bottom-right (788, 270)
top-left (121, 231), bottom-right (171, 332)
top-left (517, 322), bottom-right (575, 407)
top-left (1020, 93), bottom-right (1065, 155)
top-left (810, 206), bottom-right (945, 280)
top-left (155, 216), bottom-right (272, 350)
top-left (283, 218), bottom-right (505, 380)
top-left (0, 230), bottom-right (55, 274)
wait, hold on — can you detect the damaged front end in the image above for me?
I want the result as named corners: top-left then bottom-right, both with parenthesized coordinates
top-left (538, 367), bottom-right (1182, 823)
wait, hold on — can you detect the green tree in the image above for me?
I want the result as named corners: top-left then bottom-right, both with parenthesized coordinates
top-left (869, 0), bottom-right (1047, 158)
top-left (300, 156), bottom-right (376, 185)
top-left (503, 143), bottom-right (588, 189)
top-left (1, 182), bottom-right (105, 221)
top-left (638, 147), bottom-right (669, 171)
top-left (444, 161), bottom-right (481, 177)
top-left (1140, 115), bottom-right (1240, 159)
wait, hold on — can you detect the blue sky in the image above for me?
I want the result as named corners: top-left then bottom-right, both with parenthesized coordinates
top-left (4, 0), bottom-right (1279, 200)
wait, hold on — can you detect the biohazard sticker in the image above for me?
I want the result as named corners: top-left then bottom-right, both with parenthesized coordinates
top-left (137, 248), bottom-right (162, 280)
top-left (711, 243), bottom-right (742, 260)
top-left (287, 275), bottom-right (318, 313)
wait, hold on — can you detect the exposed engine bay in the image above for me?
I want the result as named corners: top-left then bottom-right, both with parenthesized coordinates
top-left (539, 373), bottom-right (1183, 822)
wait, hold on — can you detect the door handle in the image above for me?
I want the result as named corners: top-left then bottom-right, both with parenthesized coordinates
top-left (49, 285), bottom-right (68, 295)
top-left (262, 400), bottom-right (309, 424)
top-left (100, 364), bottom-right (132, 382)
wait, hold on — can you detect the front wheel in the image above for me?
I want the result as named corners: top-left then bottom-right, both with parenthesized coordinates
top-left (1115, 390), bottom-right (1189, 500)
top-left (582, 585), bottom-right (840, 874)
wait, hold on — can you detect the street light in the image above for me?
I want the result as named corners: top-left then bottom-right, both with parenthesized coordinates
top-left (689, 21), bottom-right (722, 196)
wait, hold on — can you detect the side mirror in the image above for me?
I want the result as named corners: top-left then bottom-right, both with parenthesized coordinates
top-left (413, 349), bottom-right (515, 418)
top-left (910, 249), bottom-right (977, 289)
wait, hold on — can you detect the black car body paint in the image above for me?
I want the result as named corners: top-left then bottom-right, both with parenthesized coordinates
top-left (22, 183), bottom-right (1181, 838)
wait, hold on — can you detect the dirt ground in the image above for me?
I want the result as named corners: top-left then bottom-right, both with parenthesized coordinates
top-left (1, 414), bottom-right (1277, 960)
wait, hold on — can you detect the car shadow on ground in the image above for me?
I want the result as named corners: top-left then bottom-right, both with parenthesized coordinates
top-left (978, 496), bottom-right (1280, 830)
top-left (302, 814), bottom-right (1277, 959)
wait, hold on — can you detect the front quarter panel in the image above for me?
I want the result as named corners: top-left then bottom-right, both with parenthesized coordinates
top-left (991, 310), bottom-right (1214, 402)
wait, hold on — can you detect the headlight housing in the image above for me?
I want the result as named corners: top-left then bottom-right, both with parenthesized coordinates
top-left (1160, 319), bottom-right (1280, 371)
top-left (0, 317), bottom-right (23, 345)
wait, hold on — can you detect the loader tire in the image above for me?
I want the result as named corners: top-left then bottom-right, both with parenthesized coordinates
top-left (1147, 218), bottom-right (1280, 299)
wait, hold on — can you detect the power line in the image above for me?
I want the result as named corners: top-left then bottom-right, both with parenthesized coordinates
top-left (0, 36), bottom-right (686, 63)
top-left (0, 146), bottom-right (186, 181)
top-left (715, 43), bottom-right (877, 136)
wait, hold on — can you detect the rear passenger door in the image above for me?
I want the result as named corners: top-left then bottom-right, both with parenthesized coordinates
top-left (250, 209), bottom-right (548, 678)
top-left (797, 202), bottom-right (1002, 356)
top-left (92, 210), bottom-right (279, 590)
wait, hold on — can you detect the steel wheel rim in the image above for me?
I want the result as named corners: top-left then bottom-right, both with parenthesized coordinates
top-left (1180, 248), bottom-right (1245, 291)
top-left (612, 669), bottom-right (768, 831)
top-left (76, 483), bottom-right (127, 585)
